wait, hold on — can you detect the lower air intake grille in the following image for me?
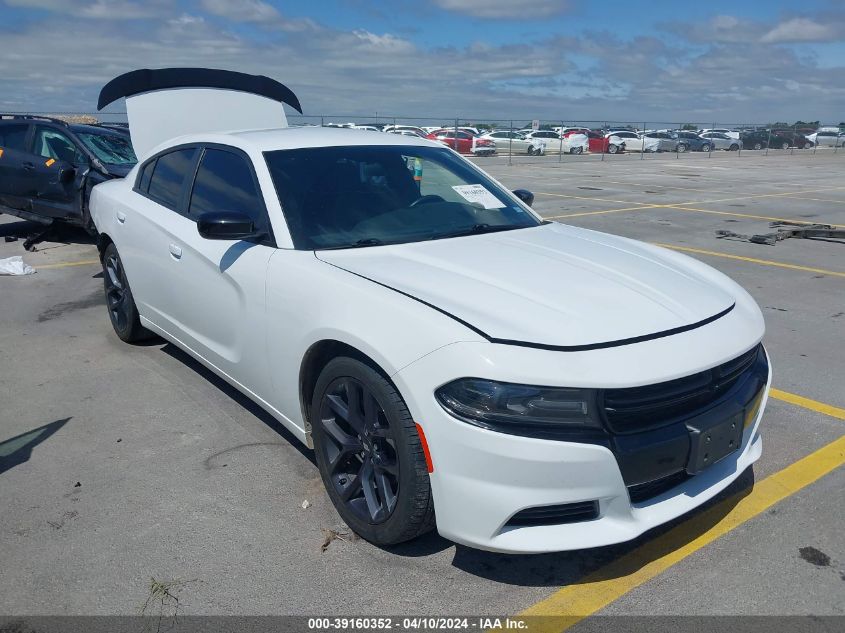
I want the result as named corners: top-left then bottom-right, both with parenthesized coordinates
top-left (506, 500), bottom-right (599, 527)
top-left (627, 471), bottom-right (689, 504)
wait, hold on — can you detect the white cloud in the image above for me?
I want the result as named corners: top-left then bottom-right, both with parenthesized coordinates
top-left (761, 17), bottom-right (841, 43)
top-left (432, 0), bottom-right (570, 19)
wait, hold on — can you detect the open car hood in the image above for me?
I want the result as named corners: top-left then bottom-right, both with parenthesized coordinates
top-left (316, 223), bottom-right (736, 350)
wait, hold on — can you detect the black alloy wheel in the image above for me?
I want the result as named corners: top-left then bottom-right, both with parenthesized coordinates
top-left (318, 376), bottom-right (399, 524)
top-left (101, 242), bottom-right (149, 343)
top-left (312, 357), bottom-right (434, 545)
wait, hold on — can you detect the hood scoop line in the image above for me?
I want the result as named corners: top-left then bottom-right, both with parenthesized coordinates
top-left (322, 257), bottom-right (735, 352)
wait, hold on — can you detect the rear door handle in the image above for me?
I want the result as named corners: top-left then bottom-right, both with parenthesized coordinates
top-left (169, 243), bottom-right (182, 259)
top-left (116, 211), bottom-right (126, 223)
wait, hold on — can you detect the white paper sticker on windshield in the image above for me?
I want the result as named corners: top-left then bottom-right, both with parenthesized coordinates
top-left (452, 184), bottom-right (505, 209)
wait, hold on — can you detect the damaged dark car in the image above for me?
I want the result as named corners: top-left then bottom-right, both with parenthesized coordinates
top-left (0, 115), bottom-right (136, 243)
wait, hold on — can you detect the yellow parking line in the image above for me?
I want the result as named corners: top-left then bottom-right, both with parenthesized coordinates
top-left (521, 430), bottom-right (845, 631)
top-left (534, 191), bottom-right (655, 207)
top-left (652, 243), bottom-right (845, 278)
top-left (36, 259), bottom-right (100, 270)
top-left (547, 206), bottom-right (659, 220)
top-left (689, 185), bottom-right (845, 205)
top-left (661, 204), bottom-right (845, 228)
top-left (770, 389), bottom-right (845, 420)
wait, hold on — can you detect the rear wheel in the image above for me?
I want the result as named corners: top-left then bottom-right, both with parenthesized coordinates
top-left (781, 141), bottom-right (790, 150)
top-left (101, 242), bottom-right (151, 343)
top-left (312, 357), bottom-right (434, 546)
top-left (753, 142), bottom-right (763, 150)
top-left (701, 143), bottom-right (712, 152)
top-left (676, 143), bottom-right (687, 153)
top-left (804, 142), bottom-right (814, 149)
top-left (729, 144), bottom-right (740, 151)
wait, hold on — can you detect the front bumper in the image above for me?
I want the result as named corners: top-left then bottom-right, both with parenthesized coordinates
top-left (394, 331), bottom-right (769, 553)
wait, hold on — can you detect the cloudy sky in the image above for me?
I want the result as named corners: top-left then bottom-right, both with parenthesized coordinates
top-left (1, 0), bottom-right (844, 124)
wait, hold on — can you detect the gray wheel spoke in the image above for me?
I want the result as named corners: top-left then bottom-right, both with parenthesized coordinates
top-left (376, 469), bottom-right (397, 513)
top-left (359, 458), bottom-right (381, 520)
top-left (321, 418), bottom-right (360, 451)
top-left (325, 394), bottom-right (349, 420)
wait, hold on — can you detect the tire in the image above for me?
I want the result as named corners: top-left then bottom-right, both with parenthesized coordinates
top-left (526, 146), bottom-right (535, 156)
top-left (781, 142), bottom-right (790, 150)
top-left (701, 144), bottom-right (711, 153)
top-left (804, 142), bottom-right (814, 150)
top-left (608, 143), bottom-right (619, 154)
top-left (753, 142), bottom-right (763, 150)
top-left (311, 357), bottom-right (435, 546)
top-left (101, 242), bottom-right (151, 343)
top-left (676, 143), bottom-right (687, 153)
top-left (729, 144), bottom-right (739, 151)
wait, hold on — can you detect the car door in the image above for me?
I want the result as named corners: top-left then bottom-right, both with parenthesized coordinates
top-left (158, 145), bottom-right (276, 392)
top-left (615, 131), bottom-right (641, 151)
top-left (28, 125), bottom-right (88, 220)
top-left (0, 122), bottom-right (34, 209)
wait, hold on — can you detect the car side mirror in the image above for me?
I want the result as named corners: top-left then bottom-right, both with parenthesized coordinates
top-left (512, 189), bottom-right (534, 207)
top-left (197, 211), bottom-right (261, 240)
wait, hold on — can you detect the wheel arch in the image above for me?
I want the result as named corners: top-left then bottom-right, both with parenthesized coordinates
top-left (299, 339), bottom-right (396, 446)
top-left (96, 232), bottom-right (114, 259)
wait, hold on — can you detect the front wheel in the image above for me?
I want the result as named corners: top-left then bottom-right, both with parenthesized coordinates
top-left (804, 142), bottom-right (814, 149)
top-left (701, 144), bottom-right (711, 152)
top-left (781, 141), bottom-right (790, 150)
top-left (676, 143), bottom-right (688, 153)
top-left (608, 143), bottom-right (619, 154)
top-left (729, 144), bottom-right (740, 151)
top-left (753, 142), bottom-right (763, 150)
top-left (312, 357), bottom-right (435, 546)
top-left (101, 242), bottom-right (152, 343)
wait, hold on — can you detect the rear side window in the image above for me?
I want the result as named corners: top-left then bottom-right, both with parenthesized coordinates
top-left (137, 159), bottom-right (155, 193)
top-left (0, 124), bottom-right (29, 151)
top-left (188, 149), bottom-right (265, 227)
top-left (147, 148), bottom-right (197, 211)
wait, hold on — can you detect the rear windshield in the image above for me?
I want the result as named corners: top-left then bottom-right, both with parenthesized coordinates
top-left (77, 132), bottom-right (137, 166)
top-left (264, 145), bottom-right (539, 250)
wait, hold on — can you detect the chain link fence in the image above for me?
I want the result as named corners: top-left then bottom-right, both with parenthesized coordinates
top-left (7, 112), bottom-right (843, 166)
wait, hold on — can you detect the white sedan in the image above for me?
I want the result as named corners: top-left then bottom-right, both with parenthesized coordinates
top-left (607, 130), bottom-right (660, 152)
top-left (91, 68), bottom-right (770, 553)
top-left (524, 130), bottom-right (589, 154)
top-left (478, 130), bottom-right (547, 155)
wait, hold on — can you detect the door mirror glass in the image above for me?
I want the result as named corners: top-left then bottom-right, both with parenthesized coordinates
top-left (512, 189), bottom-right (534, 206)
top-left (197, 211), bottom-right (259, 240)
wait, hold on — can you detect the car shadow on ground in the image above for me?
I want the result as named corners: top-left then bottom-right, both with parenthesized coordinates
top-left (0, 218), bottom-right (95, 249)
top-left (159, 342), bottom-right (316, 466)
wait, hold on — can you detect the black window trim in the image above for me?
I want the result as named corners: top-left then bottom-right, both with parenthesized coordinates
top-left (187, 143), bottom-right (276, 248)
top-left (0, 121), bottom-right (34, 154)
top-left (133, 143), bottom-right (201, 215)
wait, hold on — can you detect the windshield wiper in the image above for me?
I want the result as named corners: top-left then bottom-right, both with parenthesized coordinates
top-left (318, 238), bottom-right (386, 250)
top-left (430, 224), bottom-right (521, 240)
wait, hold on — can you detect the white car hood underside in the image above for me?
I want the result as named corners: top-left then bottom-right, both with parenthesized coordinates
top-left (316, 223), bottom-right (735, 349)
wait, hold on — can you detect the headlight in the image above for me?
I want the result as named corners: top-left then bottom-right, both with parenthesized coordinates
top-left (435, 378), bottom-right (602, 435)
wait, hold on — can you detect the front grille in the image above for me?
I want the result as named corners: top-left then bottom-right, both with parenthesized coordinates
top-left (601, 345), bottom-right (761, 434)
top-left (506, 500), bottom-right (599, 527)
top-left (627, 471), bottom-right (689, 504)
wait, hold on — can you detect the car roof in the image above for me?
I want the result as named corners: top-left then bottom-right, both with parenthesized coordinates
top-left (145, 125), bottom-right (439, 158)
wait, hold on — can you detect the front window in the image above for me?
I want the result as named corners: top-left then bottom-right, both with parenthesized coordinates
top-left (77, 132), bottom-right (137, 166)
top-left (264, 145), bottom-right (540, 250)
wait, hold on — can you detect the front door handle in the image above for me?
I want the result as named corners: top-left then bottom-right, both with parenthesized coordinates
top-left (169, 243), bottom-right (182, 259)
top-left (116, 211), bottom-right (126, 223)
top-left (22, 162), bottom-right (35, 171)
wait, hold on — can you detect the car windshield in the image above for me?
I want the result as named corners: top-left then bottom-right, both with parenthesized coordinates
top-left (76, 132), bottom-right (137, 166)
top-left (264, 145), bottom-right (540, 250)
